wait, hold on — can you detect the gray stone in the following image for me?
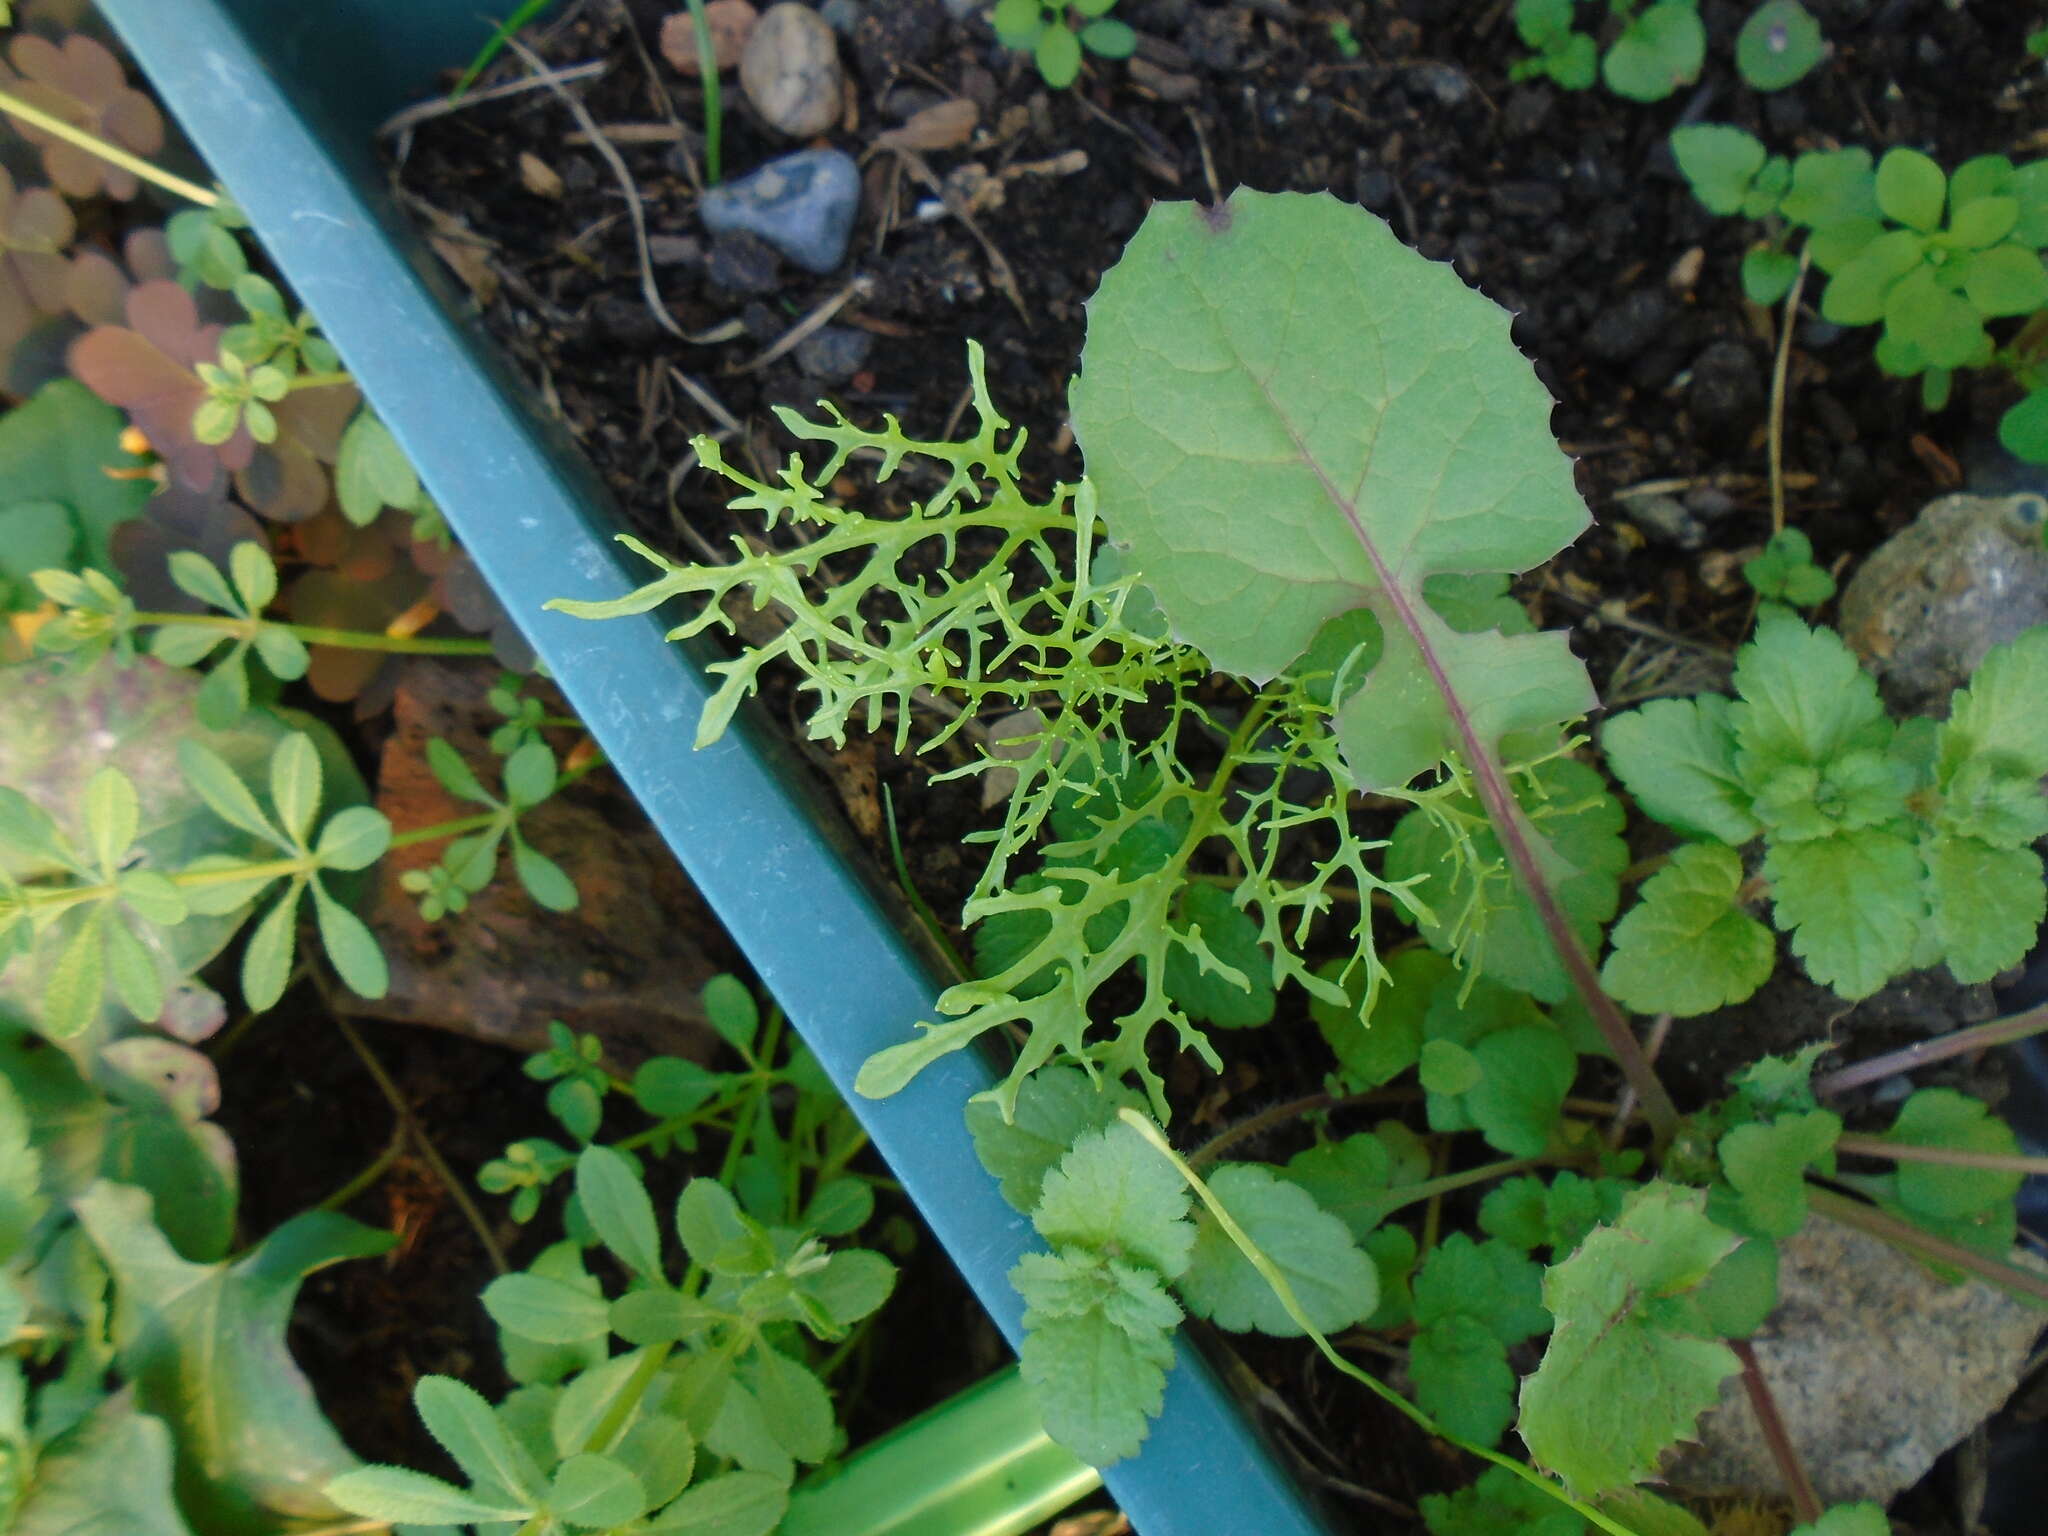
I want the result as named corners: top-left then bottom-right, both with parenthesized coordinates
top-left (1667, 1217), bottom-right (2047, 1504)
top-left (1840, 491), bottom-right (2048, 714)
top-left (699, 148), bottom-right (861, 274)
top-left (705, 229), bottom-right (783, 295)
top-left (794, 323), bottom-right (871, 382)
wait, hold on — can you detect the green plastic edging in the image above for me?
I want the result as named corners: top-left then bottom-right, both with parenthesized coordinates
top-left (88, 3), bottom-right (1340, 1532)
top-left (783, 1367), bottom-right (1100, 1536)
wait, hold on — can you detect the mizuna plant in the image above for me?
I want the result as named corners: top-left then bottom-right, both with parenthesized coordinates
top-left (557, 192), bottom-right (2044, 1525)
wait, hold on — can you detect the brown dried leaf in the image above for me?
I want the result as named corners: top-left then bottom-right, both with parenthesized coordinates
top-left (872, 97), bottom-right (978, 154)
top-left (660, 1), bottom-right (757, 73)
top-left (68, 279), bottom-right (252, 490)
top-left (4, 34), bottom-right (164, 200)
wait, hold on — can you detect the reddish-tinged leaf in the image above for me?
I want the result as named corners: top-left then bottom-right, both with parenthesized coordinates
top-left (0, 166), bottom-right (75, 349)
top-left (288, 567), bottom-right (424, 703)
top-left (235, 381), bottom-right (361, 522)
top-left (4, 34), bottom-right (165, 200)
top-left (69, 280), bottom-right (252, 489)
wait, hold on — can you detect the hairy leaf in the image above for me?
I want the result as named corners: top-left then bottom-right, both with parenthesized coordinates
top-left (1177, 1163), bottom-right (1377, 1335)
top-left (1602, 844), bottom-right (1775, 1016)
top-left (967, 1064), bottom-right (1139, 1214)
top-left (1070, 191), bottom-right (1593, 789)
top-left (1033, 1122), bottom-right (1195, 1278)
top-left (1518, 1183), bottom-right (1742, 1495)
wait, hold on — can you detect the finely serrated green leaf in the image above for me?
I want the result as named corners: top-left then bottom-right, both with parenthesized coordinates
top-left (1518, 1183), bottom-right (1742, 1495)
top-left (967, 1064), bottom-right (1139, 1214)
top-left (742, 1346), bottom-right (834, 1464)
top-left (482, 1271), bottom-right (614, 1343)
top-left (270, 734), bottom-right (322, 847)
top-left (1478, 1171), bottom-right (1627, 1258)
top-left (1032, 1122), bottom-right (1195, 1278)
top-left (644, 1470), bottom-right (787, 1536)
top-left (177, 738), bottom-right (283, 844)
top-left (1937, 626), bottom-right (2048, 780)
top-left (167, 551), bottom-right (239, 615)
top-left (83, 766), bottom-right (139, 875)
top-left (675, 1179), bottom-right (770, 1275)
top-left (1466, 1026), bottom-right (1578, 1158)
top-left (1883, 1088), bottom-right (2022, 1219)
top-left (228, 540), bottom-right (278, 614)
top-left (1925, 836), bottom-right (2044, 984)
top-left (42, 909), bottom-right (106, 1039)
top-left (1280, 1132), bottom-right (1406, 1242)
top-left (1764, 829), bottom-right (1924, 998)
top-left (1934, 757), bottom-right (2048, 848)
top-left (1421, 1464), bottom-right (1587, 1536)
top-left (326, 1465), bottom-right (531, 1524)
top-left (1602, 844), bottom-right (1776, 1016)
top-left (1177, 1163), bottom-right (1377, 1335)
top-left (240, 885), bottom-right (301, 1011)
top-left (1017, 1303), bottom-right (1173, 1467)
top-left (104, 915), bottom-right (164, 1023)
top-left (1070, 191), bottom-right (1592, 790)
top-left (1602, 695), bottom-right (1758, 845)
top-left (1718, 1109), bottom-right (1839, 1238)
top-left (314, 805), bottom-right (393, 871)
top-left (578, 1145), bottom-right (665, 1277)
top-left (794, 1249), bottom-right (895, 1331)
top-left (413, 1373), bottom-right (546, 1503)
top-left (1732, 613), bottom-right (1893, 782)
top-left (1412, 1311), bottom-right (1517, 1446)
top-left (1413, 1233), bottom-right (1549, 1346)
top-left (550, 1452), bottom-right (648, 1525)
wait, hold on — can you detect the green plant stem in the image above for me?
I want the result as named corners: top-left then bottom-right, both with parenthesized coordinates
top-left (131, 611), bottom-right (495, 655)
top-left (0, 84), bottom-right (220, 205)
top-left (317, 1125), bottom-right (408, 1213)
top-left (1807, 1184), bottom-right (2048, 1307)
top-left (285, 369), bottom-right (355, 392)
top-left (1835, 1132), bottom-right (2048, 1177)
top-left (387, 810), bottom-right (500, 853)
top-left (450, 0), bottom-right (558, 100)
top-left (1116, 1110), bottom-right (1642, 1536)
top-left (883, 782), bottom-right (968, 980)
top-left (582, 1338), bottom-right (676, 1453)
top-left (1730, 1338), bottom-right (1822, 1523)
top-left (683, 0), bottom-right (723, 184)
top-left (1814, 1000), bottom-right (2048, 1097)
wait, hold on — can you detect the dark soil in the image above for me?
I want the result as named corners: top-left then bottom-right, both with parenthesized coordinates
top-left (376, 0), bottom-right (2048, 1527)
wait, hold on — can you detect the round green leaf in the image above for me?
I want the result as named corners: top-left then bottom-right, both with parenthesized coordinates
top-left (1875, 147), bottom-right (1946, 233)
top-left (1670, 126), bottom-right (1766, 217)
top-left (1079, 17), bottom-right (1135, 57)
top-left (1735, 0), bottom-right (1823, 91)
top-left (1961, 243), bottom-right (2048, 316)
top-left (1999, 389), bottom-right (2048, 465)
top-left (1035, 24), bottom-right (1082, 86)
top-left (1601, 0), bottom-right (1704, 102)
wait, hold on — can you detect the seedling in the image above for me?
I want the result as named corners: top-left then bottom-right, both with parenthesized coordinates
top-left (1512, 0), bottom-right (1821, 99)
top-left (991, 0), bottom-right (1136, 89)
top-left (1673, 127), bottom-right (2048, 459)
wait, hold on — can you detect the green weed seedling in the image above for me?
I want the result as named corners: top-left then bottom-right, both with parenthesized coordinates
top-left (1512, 0), bottom-right (1820, 100)
top-left (1673, 128), bottom-right (2048, 458)
top-left (991, 0), bottom-right (1136, 89)
top-left (332, 979), bottom-right (901, 1536)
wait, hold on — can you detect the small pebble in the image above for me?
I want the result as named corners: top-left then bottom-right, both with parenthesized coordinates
top-left (740, 2), bottom-right (844, 138)
top-left (699, 148), bottom-right (862, 273)
top-left (1628, 493), bottom-right (1709, 551)
top-left (1585, 289), bottom-right (1673, 364)
top-left (1686, 340), bottom-right (1764, 443)
top-left (795, 324), bottom-right (872, 383)
top-left (704, 229), bottom-right (784, 295)
top-left (1408, 63), bottom-right (1473, 107)
top-left (659, 0), bottom-right (756, 74)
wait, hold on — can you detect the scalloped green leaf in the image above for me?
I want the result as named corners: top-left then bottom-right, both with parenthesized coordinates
top-left (1071, 191), bottom-right (1593, 791)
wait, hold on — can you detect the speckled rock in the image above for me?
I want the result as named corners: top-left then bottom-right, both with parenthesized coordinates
top-left (1666, 1217), bottom-right (2047, 1504)
top-left (1840, 491), bottom-right (2048, 714)
top-left (739, 2), bottom-right (843, 137)
top-left (698, 148), bottom-right (860, 273)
